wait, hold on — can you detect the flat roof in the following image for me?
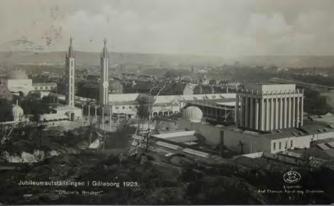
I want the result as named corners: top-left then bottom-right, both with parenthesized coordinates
top-left (245, 83), bottom-right (296, 93)
top-left (152, 130), bottom-right (198, 143)
top-left (187, 98), bottom-right (236, 109)
top-left (54, 105), bottom-right (82, 112)
top-left (153, 130), bottom-right (195, 139)
top-left (225, 120), bottom-right (334, 140)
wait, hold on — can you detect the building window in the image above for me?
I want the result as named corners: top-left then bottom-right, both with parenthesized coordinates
top-left (273, 142), bottom-right (276, 151)
top-left (115, 107), bottom-right (119, 109)
top-left (122, 106), bottom-right (125, 109)
top-left (290, 140), bottom-right (293, 148)
top-left (279, 142), bottom-right (282, 150)
top-left (285, 141), bottom-right (288, 149)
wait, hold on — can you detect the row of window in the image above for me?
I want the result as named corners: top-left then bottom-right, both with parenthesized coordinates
top-left (272, 139), bottom-right (294, 151)
top-left (34, 86), bottom-right (54, 90)
top-left (153, 111), bottom-right (177, 116)
top-left (114, 105), bottom-right (136, 110)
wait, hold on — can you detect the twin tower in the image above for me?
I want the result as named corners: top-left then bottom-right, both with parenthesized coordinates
top-left (65, 38), bottom-right (109, 107)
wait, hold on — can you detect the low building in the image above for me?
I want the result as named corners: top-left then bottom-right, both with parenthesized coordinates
top-left (179, 109), bottom-right (334, 154)
top-left (39, 105), bottom-right (82, 122)
top-left (53, 105), bottom-right (82, 121)
top-left (309, 113), bottom-right (334, 126)
top-left (39, 113), bottom-right (69, 122)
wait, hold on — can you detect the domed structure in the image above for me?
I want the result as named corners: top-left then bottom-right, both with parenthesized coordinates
top-left (12, 101), bottom-right (24, 122)
top-left (182, 106), bottom-right (203, 123)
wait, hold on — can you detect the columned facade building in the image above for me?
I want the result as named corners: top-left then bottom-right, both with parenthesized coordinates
top-left (65, 38), bottom-right (75, 107)
top-left (235, 84), bottom-right (304, 132)
top-left (99, 39), bottom-right (109, 106)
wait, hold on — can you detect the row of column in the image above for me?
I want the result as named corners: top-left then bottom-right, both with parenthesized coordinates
top-left (236, 94), bottom-right (304, 131)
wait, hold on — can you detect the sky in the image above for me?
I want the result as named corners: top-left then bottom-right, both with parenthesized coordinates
top-left (0, 0), bottom-right (334, 56)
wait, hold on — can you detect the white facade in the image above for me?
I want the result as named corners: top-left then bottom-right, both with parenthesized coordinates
top-left (65, 38), bottom-right (75, 107)
top-left (39, 113), bottom-right (69, 122)
top-left (39, 105), bottom-right (82, 122)
top-left (179, 119), bottom-right (334, 154)
top-left (236, 84), bottom-right (304, 132)
top-left (99, 39), bottom-right (109, 106)
top-left (107, 93), bottom-right (235, 118)
top-left (54, 105), bottom-right (82, 121)
top-left (7, 79), bottom-right (34, 95)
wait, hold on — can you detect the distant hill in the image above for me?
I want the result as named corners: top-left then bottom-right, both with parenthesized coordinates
top-left (0, 50), bottom-right (226, 66)
top-left (0, 40), bottom-right (44, 52)
top-left (0, 50), bottom-right (334, 68)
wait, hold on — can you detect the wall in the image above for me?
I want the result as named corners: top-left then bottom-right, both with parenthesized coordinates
top-left (223, 129), bottom-right (271, 153)
top-left (7, 79), bottom-right (33, 95)
top-left (270, 135), bottom-right (311, 154)
top-left (178, 119), bottom-right (222, 145)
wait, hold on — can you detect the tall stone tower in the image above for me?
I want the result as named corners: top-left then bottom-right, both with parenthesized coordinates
top-left (65, 37), bottom-right (75, 107)
top-left (99, 39), bottom-right (109, 106)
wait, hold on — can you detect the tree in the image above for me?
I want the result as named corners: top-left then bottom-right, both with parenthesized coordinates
top-left (0, 98), bottom-right (13, 121)
top-left (164, 71), bottom-right (178, 79)
top-left (136, 94), bottom-right (155, 120)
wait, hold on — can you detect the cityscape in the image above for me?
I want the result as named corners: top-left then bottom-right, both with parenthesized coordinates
top-left (1, 0), bottom-right (334, 205)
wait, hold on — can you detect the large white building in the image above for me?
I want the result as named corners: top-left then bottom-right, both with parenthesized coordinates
top-left (65, 38), bottom-right (75, 107)
top-left (5, 70), bottom-right (33, 96)
top-left (99, 39), bottom-right (109, 106)
top-left (3, 70), bottom-right (57, 96)
top-left (236, 84), bottom-right (304, 132)
top-left (178, 83), bottom-right (334, 154)
top-left (107, 93), bottom-right (236, 119)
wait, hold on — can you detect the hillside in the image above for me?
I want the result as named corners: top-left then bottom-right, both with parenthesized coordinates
top-left (1, 50), bottom-right (334, 68)
top-left (0, 51), bottom-right (225, 66)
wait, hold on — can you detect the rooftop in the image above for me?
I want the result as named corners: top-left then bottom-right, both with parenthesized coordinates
top-left (151, 130), bottom-right (198, 143)
top-left (243, 83), bottom-right (297, 94)
top-left (109, 93), bottom-right (236, 105)
top-left (227, 120), bottom-right (334, 140)
top-left (186, 98), bottom-right (236, 109)
top-left (54, 105), bottom-right (82, 112)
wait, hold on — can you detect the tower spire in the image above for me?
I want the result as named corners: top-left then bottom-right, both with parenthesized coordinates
top-left (102, 38), bottom-right (108, 58)
top-left (100, 38), bottom-right (109, 106)
top-left (68, 37), bottom-right (74, 57)
top-left (66, 36), bottom-right (75, 107)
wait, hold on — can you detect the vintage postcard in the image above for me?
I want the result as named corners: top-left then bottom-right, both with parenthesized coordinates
top-left (0, 0), bottom-right (334, 205)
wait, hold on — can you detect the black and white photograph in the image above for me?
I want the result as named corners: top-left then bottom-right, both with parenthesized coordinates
top-left (1, 0), bottom-right (334, 205)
